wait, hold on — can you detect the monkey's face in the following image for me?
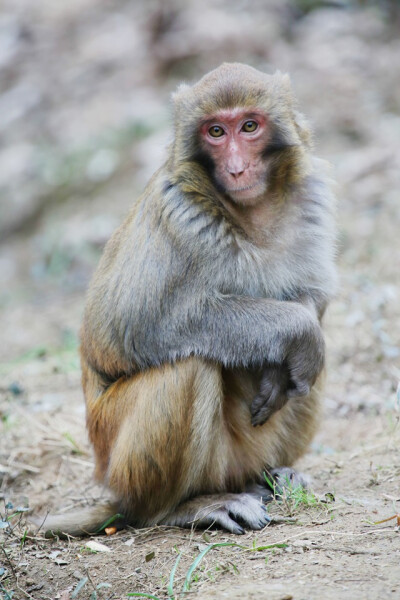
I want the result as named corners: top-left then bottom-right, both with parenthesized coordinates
top-left (199, 108), bottom-right (270, 205)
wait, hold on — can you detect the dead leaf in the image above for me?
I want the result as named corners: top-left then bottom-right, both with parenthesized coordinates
top-left (86, 540), bottom-right (112, 553)
top-left (145, 551), bottom-right (155, 562)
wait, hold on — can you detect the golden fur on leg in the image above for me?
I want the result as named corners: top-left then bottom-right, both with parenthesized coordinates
top-left (83, 356), bottom-right (320, 529)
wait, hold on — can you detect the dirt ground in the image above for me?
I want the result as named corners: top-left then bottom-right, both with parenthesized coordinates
top-left (0, 1), bottom-right (399, 599)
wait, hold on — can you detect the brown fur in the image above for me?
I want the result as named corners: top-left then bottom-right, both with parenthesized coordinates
top-left (82, 356), bottom-right (321, 529)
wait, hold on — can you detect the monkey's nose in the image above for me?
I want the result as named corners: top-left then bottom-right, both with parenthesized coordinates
top-left (229, 168), bottom-right (245, 179)
top-left (227, 162), bottom-right (248, 179)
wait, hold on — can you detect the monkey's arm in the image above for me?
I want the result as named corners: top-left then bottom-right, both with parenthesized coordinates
top-left (250, 292), bottom-right (326, 426)
top-left (83, 275), bottom-right (324, 395)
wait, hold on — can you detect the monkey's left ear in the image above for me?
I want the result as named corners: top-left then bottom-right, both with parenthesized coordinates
top-left (293, 110), bottom-right (313, 148)
top-left (279, 72), bottom-right (292, 91)
top-left (272, 71), bottom-right (292, 93)
top-left (271, 71), bottom-right (296, 110)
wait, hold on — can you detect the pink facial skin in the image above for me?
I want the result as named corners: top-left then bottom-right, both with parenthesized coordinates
top-left (199, 109), bottom-right (270, 204)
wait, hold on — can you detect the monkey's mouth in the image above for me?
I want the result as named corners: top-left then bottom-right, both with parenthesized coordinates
top-left (225, 178), bottom-right (268, 204)
top-left (227, 183), bottom-right (259, 193)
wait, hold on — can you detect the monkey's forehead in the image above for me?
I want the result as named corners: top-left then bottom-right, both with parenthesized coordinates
top-left (173, 63), bottom-right (291, 113)
top-left (197, 63), bottom-right (269, 86)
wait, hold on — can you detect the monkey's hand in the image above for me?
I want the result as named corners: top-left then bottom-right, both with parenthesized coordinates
top-left (251, 364), bottom-right (290, 426)
top-left (251, 321), bottom-right (325, 427)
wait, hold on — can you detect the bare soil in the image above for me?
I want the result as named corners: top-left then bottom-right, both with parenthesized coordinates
top-left (1, 1), bottom-right (399, 599)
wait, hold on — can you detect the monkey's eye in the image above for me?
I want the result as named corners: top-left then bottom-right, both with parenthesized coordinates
top-left (242, 121), bottom-right (258, 133)
top-left (208, 126), bottom-right (224, 138)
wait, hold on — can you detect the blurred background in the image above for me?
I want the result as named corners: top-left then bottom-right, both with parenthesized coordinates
top-left (0, 0), bottom-right (399, 497)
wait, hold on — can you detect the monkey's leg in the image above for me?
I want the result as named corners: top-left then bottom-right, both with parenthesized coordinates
top-left (85, 357), bottom-right (268, 532)
top-left (162, 368), bottom-right (321, 533)
top-left (251, 389), bottom-right (320, 502)
top-left (222, 367), bottom-right (321, 503)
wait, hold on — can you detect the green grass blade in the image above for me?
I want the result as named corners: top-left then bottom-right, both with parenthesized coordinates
top-left (263, 471), bottom-right (275, 489)
top-left (248, 543), bottom-right (288, 551)
top-left (94, 513), bottom-right (125, 534)
top-left (0, 584), bottom-right (14, 600)
top-left (182, 542), bottom-right (240, 592)
top-left (167, 551), bottom-right (182, 598)
top-left (71, 577), bottom-right (88, 598)
top-left (126, 594), bottom-right (162, 599)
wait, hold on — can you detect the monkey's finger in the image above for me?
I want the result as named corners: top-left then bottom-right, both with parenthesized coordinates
top-left (253, 377), bottom-right (289, 412)
top-left (251, 401), bottom-right (285, 426)
top-left (254, 369), bottom-right (283, 404)
top-left (266, 386), bottom-right (289, 412)
top-left (251, 382), bottom-right (274, 412)
top-left (287, 380), bottom-right (310, 398)
top-left (251, 406), bottom-right (275, 427)
top-left (251, 384), bottom-right (278, 418)
top-left (255, 379), bottom-right (273, 397)
top-left (287, 340), bottom-right (324, 380)
top-left (251, 389), bottom-right (287, 426)
top-left (251, 363), bottom-right (291, 425)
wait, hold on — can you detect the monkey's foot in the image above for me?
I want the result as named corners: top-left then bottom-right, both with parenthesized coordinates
top-left (267, 467), bottom-right (310, 498)
top-left (248, 467), bottom-right (310, 502)
top-left (161, 493), bottom-right (271, 535)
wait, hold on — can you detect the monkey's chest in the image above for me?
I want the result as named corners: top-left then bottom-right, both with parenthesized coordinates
top-left (229, 245), bottom-right (303, 299)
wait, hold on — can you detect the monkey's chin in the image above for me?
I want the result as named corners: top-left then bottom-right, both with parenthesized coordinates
top-left (226, 181), bottom-right (267, 205)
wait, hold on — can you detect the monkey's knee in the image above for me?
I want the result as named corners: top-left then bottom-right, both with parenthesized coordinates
top-left (104, 358), bottom-right (225, 524)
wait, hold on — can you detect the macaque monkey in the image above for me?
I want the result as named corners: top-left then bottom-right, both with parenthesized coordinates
top-left (41, 63), bottom-right (336, 537)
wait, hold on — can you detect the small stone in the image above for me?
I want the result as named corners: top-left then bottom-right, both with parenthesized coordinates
top-left (124, 538), bottom-right (135, 546)
top-left (8, 381), bottom-right (24, 395)
top-left (86, 540), bottom-right (111, 553)
top-left (73, 570), bottom-right (84, 580)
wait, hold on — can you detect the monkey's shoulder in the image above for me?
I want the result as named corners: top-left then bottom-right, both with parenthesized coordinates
top-left (142, 172), bottom-right (238, 253)
top-left (94, 164), bottom-right (336, 299)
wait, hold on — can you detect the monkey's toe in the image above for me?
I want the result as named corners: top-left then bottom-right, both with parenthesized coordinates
top-left (194, 494), bottom-right (270, 534)
top-left (163, 492), bottom-right (271, 534)
top-left (222, 493), bottom-right (271, 532)
top-left (198, 508), bottom-right (246, 535)
top-left (245, 482), bottom-right (274, 503)
top-left (268, 467), bottom-right (310, 495)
